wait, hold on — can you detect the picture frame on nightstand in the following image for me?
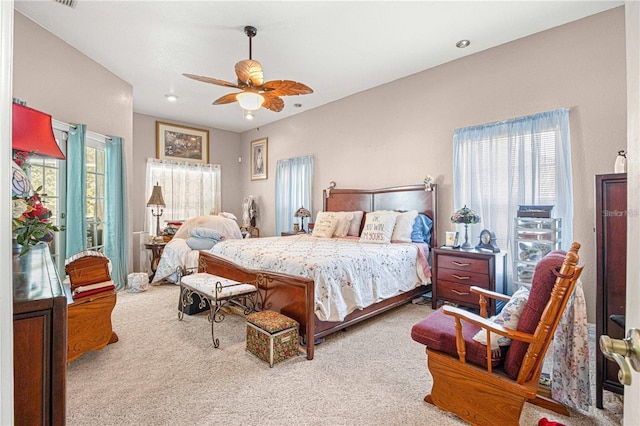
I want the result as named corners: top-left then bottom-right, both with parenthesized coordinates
top-left (445, 231), bottom-right (459, 248)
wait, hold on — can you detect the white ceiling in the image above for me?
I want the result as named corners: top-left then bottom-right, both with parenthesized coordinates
top-left (15, 1), bottom-right (623, 133)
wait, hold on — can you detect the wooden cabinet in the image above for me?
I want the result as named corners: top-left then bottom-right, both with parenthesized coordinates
top-left (432, 248), bottom-right (506, 316)
top-left (13, 244), bottom-right (66, 425)
top-left (595, 173), bottom-right (626, 408)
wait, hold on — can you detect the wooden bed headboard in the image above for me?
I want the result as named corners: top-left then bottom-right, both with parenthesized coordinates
top-left (322, 184), bottom-right (438, 248)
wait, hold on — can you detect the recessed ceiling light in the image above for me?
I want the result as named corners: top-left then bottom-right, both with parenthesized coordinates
top-left (165, 94), bottom-right (178, 102)
top-left (456, 39), bottom-right (471, 49)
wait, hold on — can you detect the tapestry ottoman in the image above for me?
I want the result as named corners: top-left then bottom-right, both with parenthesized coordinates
top-left (246, 310), bottom-right (299, 367)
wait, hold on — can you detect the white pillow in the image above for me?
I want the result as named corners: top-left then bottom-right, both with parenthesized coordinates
top-left (218, 212), bottom-right (237, 221)
top-left (333, 215), bottom-right (353, 238)
top-left (347, 211), bottom-right (364, 236)
top-left (172, 215), bottom-right (243, 240)
top-left (392, 210), bottom-right (418, 242)
top-left (312, 215), bottom-right (339, 238)
top-left (314, 211), bottom-right (357, 237)
top-left (472, 286), bottom-right (530, 350)
top-left (359, 212), bottom-right (398, 244)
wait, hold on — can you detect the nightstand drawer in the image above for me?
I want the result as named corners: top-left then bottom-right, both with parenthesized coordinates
top-left (437, 255), bottom-right (488, 274)
top-left (437, 269), bottom-right (489, 288)
top-left (437, 280), bottom-right (481, 306)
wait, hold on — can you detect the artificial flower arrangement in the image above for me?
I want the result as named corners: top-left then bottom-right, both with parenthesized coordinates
top-left (12, 151), bottom-right (61, 256)
top-left (423, 174), bottom-right (434, 191)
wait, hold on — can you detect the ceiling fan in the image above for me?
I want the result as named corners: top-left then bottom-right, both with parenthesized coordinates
top-left (183, 26), bottom-right (313, 116)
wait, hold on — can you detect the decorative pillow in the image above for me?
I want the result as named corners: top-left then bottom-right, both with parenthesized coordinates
top-left (333, 215), bottom-right (353, 238)
top-left (359, 212), bottom-right (398, 244)
top-left (391, 210), bottom-right (418, 242)
top-left (314, 211), bottom-right (359, 237)
top-left (411, 214), bottom-right (433, 244)
top-left (347, 211), bottom-right (364, 236)
top-left (472, 286), bottom-right (530, 350)
top-left (312, 215), bottom-right (339, 238)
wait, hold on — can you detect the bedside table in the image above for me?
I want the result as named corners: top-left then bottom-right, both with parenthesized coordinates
top-left (432, 247), bottom-right (506, 315)
top-left (145, 242), bottom-right (167, 282)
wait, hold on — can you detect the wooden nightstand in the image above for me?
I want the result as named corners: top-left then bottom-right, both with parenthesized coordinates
top-left (145, 242), bottom-right (167, 282)
top-left (432, 247), bottom-right (506, 315)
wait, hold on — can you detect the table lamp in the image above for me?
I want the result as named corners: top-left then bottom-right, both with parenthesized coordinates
top-left (451, 205), bottom-right (480, 249)
top-left (294, 207), bottom-right (311, 233)
top-left (147, 182), bottom-right (166, 237)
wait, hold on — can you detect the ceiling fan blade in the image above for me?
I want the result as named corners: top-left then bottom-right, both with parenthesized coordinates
top-left (235, 60), bottom-right (264, 86)
top-left (261, 80), bottom-right (313, 96)
top-left (261, 94), bottom-right (285, 112)
top-left (212, 93), bottom-right (240, 105)
top-left (183, 73), bottom-right (240, 88)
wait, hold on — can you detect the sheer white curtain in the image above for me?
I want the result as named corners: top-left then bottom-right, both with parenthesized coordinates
top-left (145, 159), bottom-right (221, 235)
top-left (275, 155), bottom-right (314, 235)
top-left (453, 108), bottom-right (572, 290)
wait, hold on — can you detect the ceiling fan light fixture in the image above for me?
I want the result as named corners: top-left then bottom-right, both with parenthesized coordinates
top-left (244, 110), bottom-right (255, 120)
top-left (237, 92), bottom-right (265, 111)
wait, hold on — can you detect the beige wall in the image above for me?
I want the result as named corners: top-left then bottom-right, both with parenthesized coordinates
top-left (131, 113), bottom-right (242, 233)
top-left (13, 7), bottom-right (627, 321)
top-left (12, 11), bottom-right (135, 269)
top-left (239, 7), bottom-right (627, 321)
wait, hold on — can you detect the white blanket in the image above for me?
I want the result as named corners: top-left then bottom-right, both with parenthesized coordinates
top-left (209, 234), bottom-right (431, 322)
top-left (152, 215), bottom-right (243, 283)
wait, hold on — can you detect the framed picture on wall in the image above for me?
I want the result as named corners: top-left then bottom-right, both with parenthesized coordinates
top-left (251, 137), bottom-right (268, 180)
top-left (156, 121), bottom-right (209, 164)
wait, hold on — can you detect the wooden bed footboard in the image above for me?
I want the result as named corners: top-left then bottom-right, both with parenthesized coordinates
top-left (198, 251), bottom-right (429, 360)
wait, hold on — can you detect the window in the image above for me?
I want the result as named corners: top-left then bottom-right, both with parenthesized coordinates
top-left (275, 155), bottom-right (314, 235)
top-left (453, 109), bottom-right (573, 292)
top-left (85, 137), bottom-right (106, 251)
top-left (26, 125), bottom-right (67, 272)
top-left (145, 159), bottom-right (221, 236)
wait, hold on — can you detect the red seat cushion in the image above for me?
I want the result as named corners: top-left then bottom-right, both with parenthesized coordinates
top-left (503, 250), bottom-right (566, 379)
top-left (411, 309), bottom-right (505, 368)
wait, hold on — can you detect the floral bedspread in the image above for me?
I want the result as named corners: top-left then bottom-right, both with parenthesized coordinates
top-left (209, 234), bottom-right (431, 322)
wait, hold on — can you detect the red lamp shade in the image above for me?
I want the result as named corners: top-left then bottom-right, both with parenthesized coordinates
top-left (12, 102), bottom-right (65, 160)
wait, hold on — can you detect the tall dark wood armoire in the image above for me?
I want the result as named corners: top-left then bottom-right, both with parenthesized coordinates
top-left (595, 173), bottom-right (626, 408)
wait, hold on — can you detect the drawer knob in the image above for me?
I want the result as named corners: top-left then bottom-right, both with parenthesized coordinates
top-left (452, 261), bottom-right (471, 267)
top-left (452, 274), bottom-right (470, 280)
top-left (451, 289), bottom-right (470, 296)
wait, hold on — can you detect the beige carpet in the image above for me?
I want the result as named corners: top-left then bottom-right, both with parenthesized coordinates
top-left (66, 285), bottom-right (623, 425)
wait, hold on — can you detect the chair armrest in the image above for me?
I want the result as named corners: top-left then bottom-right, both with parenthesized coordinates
top-left (470, 286), bottom-right (511, 302)
top-left (442, 305), bottom-right (536, 344)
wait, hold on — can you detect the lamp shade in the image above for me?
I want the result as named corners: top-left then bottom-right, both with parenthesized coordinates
top-left (237, 92), bottom-right (265, 111)
top-left (294, 207), bottom-right (311, 218)
top-left (12, 102), bottom-right (66, 160)
top-left (450, 205), bottom-right (480, 224)
top-left (147, 183), bottom-right (166, 207)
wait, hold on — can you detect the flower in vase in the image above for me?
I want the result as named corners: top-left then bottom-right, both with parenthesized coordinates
top-left (11, 151), bottom-right (61, 255)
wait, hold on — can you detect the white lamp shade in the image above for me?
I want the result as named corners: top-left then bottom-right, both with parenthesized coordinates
top-left (237, 92), bottom-right (265, 111)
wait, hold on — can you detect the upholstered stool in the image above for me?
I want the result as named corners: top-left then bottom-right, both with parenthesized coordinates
top-left (246, 310), bottom-right (299, 367)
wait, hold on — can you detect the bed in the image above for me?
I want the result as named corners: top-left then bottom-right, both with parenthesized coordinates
top-left (198, 184), bottom-right (438, 360)
top-left (152, 214), bottom-right (244, 284)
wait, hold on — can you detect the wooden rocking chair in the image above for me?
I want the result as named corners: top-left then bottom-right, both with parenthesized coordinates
top-left (411, 242), bottom-right (583, 426)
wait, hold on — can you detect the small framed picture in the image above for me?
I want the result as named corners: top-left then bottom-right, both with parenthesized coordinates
top-left (250, 137), bottom-right (268, 180)
top-left (156, 121), bottom-right (209, 164)
top-left (445, 231), bottom-right (459, 248)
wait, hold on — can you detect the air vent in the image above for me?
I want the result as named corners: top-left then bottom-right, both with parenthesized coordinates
top-left (54, 0), bottom-right (76, 8)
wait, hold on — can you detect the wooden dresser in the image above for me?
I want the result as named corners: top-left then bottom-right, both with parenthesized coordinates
top-left (432, 247), bottom-right (506, 316)
top-left (13, 244), bottom-right (66, 425)
top-left (595, 173), bottom-right (626, 408)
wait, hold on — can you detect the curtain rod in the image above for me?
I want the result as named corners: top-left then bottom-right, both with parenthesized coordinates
top-left (52, 118), bottom-right (112, 141)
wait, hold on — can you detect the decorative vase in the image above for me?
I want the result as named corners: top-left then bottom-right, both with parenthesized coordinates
top-left (12, 238), bottom-right (22, 256)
